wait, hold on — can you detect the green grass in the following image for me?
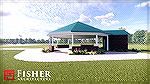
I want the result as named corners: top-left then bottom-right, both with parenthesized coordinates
top-left (1, 43), bottom-right (149, 49)
top-left (128, 43), bottom-right (150, 54)
top-left (0, 43), bottom-right (102, 48)
top-left (128, 43), bottom-right (150, 50)
top-left (0, 50), bottom-right (149, 84)
top-left (1, 43), bottom-right (150, 54)
top-left (0, 44), bottom-right (48, 48)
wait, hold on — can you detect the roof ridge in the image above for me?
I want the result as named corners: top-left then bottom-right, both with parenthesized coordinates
top-left (73, 22), bottom-right (103, 31)
top-left (71, 21), bottom-right (79, 32)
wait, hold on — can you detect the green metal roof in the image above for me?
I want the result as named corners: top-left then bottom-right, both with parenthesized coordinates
top-left (50, 22), bottom-right (104, 33)
top-left (104, 30), bottom-right (129, 35)
top-left (48, 22), bottom-right (129, 35)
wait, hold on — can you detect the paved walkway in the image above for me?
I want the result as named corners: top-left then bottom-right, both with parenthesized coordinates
top-left (12, 48), bottom-right (150, 62)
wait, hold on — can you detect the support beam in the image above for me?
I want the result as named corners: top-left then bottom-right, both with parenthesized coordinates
top-left (72, 34), bottom-right (74, 46)
top-left (106, 35), bottom-right (109, 51)
top-left (95, 35), bottom-right (98, 46)
top-left (57, 38), bottom-right (59, 45)
top-left (68, 39), bottom-right (70, 44)
top-left (52, 36), bottom-right (54, 46)
top-left (49, 37), bottom-right (51, 45)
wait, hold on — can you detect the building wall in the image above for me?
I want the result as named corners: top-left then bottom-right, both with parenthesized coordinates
top-left (108, 35), bottom-right (128, 51)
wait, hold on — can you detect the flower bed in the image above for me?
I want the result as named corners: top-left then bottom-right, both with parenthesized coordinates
top-left (69, 48), bottom-right (106, 55)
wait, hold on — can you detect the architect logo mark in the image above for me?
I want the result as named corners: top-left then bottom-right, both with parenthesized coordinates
top-left (4, 70), bottom-right (15, 80)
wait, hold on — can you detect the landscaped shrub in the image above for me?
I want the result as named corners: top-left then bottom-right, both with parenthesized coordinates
top-left (70, 48), bottom-right (89, 55)
top-left (70, 48), bottom-right (106, 55)
top-left (88, 51), bottom-right (97, 55)
top-left (42, 45), bottom-right (54, 53)
top-left (42, 48), bottom-right (50, 53)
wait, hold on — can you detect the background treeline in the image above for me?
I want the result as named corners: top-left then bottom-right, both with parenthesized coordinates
top-left (0, 30), bottom-right (150, 44)
top-left (0, 38), bottom-right (49, 44)
top-left (128, 30), bottom-right (150, 44)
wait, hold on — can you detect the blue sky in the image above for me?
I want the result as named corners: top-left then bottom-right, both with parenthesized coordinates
top-left (0, 0), bottom-right (149, 39)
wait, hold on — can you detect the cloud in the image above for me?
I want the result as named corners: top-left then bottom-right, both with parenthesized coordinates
top-left (0, 11), bottom-right (65, 39)
top-left (54, 16), bottom-right (62, 21)
top-left (29, 29), bottom-right (40, 32)
top-left (22, 3), bottom-right (113, 24)
top-left (94, 12), bottom-right (114, 20)
top-left (0, 2), bottom-right (118, 39)
top-left (95, 12), bottom-right (119, 26)
top-left (76, 14), bottom-right (92, 23)
top-left (135, 1), bottom-right (150, 8)
top-left (53, 16), bottom-right (62, 23)
top-left (110, 20), bottom-right (120, 25)
top-left (101, 19), bottom-right (111, 26)
top-left (100, 19), bottom-right (120, 26)
top-left (21, 3), bottom-right (86, 23)
top-left (0, 11), bottom-right (10, 16)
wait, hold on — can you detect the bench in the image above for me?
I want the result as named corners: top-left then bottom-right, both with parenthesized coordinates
top-left (57, 45), bottom-right (69, 48)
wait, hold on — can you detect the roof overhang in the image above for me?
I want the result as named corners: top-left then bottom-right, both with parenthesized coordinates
top-left (48, 32), bottom-right (108, 38)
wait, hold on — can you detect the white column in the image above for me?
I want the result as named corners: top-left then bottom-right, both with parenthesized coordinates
top-left (52, 36), bottom-right (54, 46)
top-left (72, 34), bottom-right (74, 46)
top-left (57, 38), bottom-right (59, 45)
top-left (106, 35), bottom-right (109, 51)
top-left (68, 39), bottom-right (70, 44)
top-left (49, 37), bottom-right (51, 45)
top-left (95, 35), bottom-right (98, 46)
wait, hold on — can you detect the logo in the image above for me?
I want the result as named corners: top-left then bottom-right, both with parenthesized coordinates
top-left (4, 70), bottom-right (15, 80)
top-left (3, 70), bottom-right (51, 81)
top-left (17, 70), bottom-right (51, 81)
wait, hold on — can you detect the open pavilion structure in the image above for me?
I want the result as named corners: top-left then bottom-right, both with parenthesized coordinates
top-left (48, 22), bottom-right (129, 51)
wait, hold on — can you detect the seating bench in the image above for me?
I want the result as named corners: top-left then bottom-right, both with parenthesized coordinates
top-left (57, 45), bottom-right (69, 48)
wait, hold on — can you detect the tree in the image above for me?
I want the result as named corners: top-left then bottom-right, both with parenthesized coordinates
top-left (37, 39), bottom-right (41, 43)
top-left (132, 30), bottom-right (147, 44)
top-left (20, 38), bottom-right (24, 44)
top-left (25, 38), bottom-right (29, 44)
top-left (128, 34), bottom-right (133, 43)
top-left (119, 27), bottom-right (126, 30)
top-left (15, 38), bottom-right (19, 44)
top-left (146, 32), bottom-right (150, 44)
top-left (0, 38), bottom-right (4, 44)
top-left (41, 39), bottom-right (45, 43)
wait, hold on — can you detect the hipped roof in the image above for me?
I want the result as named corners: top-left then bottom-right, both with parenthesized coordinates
top-left (48, 22), bottom-right (129, 36)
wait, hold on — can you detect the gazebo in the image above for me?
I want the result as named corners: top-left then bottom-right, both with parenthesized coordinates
top-left (48, 22), bottom-right (129, 51)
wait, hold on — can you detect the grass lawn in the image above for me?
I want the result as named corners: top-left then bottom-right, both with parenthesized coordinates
top-left (128, 43), bottom-right (150, 50)
top-left (128, 43), bottom-right (150, 54)
top-left (1, 43), bottom-right (150, 54)
top-left (1, 43), bottom-right (149, 49)
top-left (0, 44), bottom-right (48, 48)
top-left (0, 43), bottom-right (102, 48)
top-left (0, 50), bottom-right (149, 84)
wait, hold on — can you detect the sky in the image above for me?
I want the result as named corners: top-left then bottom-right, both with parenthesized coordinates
top-left (0, 0), bottom-right (149, 39)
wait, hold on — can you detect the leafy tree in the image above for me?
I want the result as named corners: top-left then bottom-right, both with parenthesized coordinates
top-left (15, 38), bottom-right (19, 44)
top-left (41, 39), bottom-right (46, 43)
top-left (0, 38), bottom-right (4, 44)
top-left (132, 30), bottom-right (147, 44)
top-left (19, 38), bottom-right (24, 44)
top-left (37, 39), bottom-right (41, 43)
top-left (146, 32), bottom-right (150, 44)
top-left (118, 27), bottom-right (126, 30)
top-left (128, 34), bottom-right (133, 43)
